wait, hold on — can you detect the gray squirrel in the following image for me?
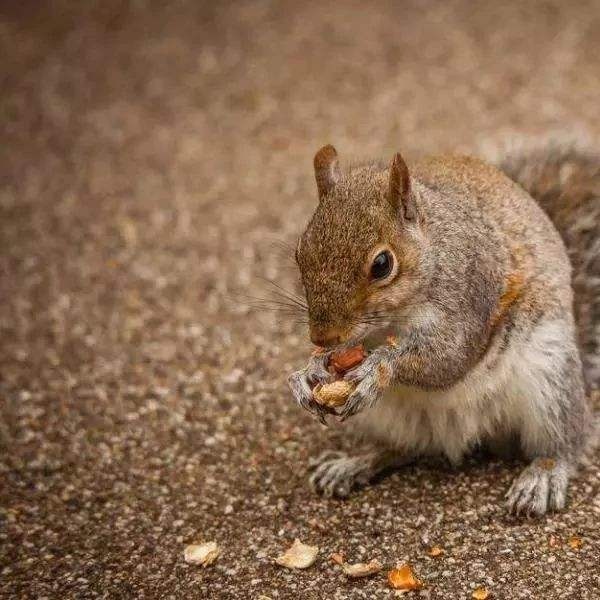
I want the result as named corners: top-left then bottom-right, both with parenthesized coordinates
top-left (288, 136), bottom-right (599, 515)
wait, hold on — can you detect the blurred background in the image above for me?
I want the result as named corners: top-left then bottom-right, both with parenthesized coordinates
top-left (1, 1), bottom-right (599, 598)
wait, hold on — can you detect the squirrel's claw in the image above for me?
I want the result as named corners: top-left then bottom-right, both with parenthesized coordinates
top-left (287, 368), bottom-right (330, 425)
top-left (506, 457), bottom-right (570, 516)
top-left (339, 351), bottom-right (388, 420)
top-left (339, 373), bottom-right (381, 421)
top-left (306, 353), bottom-right (334, 386)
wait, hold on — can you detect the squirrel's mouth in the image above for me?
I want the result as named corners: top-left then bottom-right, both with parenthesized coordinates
top-left (315, 313), bottom-right (399, 352)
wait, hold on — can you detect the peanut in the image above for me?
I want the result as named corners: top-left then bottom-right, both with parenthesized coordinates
top-left (313, 380), bottom-right (355, 407)
top-left (329, 345), bottom-right (366, 374)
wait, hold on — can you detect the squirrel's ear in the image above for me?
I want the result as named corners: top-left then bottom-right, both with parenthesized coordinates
top-left (314, 144), bottom-right (340, 200)
top-left (389, 152), bottom-right (416, 221)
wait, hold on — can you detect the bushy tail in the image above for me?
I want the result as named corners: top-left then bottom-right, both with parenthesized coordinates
top-left (484, 134), bottom-right (600, 392)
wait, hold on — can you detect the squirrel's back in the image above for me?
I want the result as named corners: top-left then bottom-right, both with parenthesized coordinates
top-left (488, 138), bottom-right (600, 390)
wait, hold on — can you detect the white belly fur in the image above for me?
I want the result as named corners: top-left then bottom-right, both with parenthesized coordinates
top-left (349, 320), bottom-right (572, 464)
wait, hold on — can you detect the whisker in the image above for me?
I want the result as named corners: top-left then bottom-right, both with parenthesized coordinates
top-left (256, 276), bottom-right (308, 310)
top-left (267, 289), bottom-right (307, 310)
top-left (258, 276), bottom-right (306, 302)
top-left (269, 239), bottom-right (296, 255)
top-left (225, 276), bottom-right (308, 319)
top-left (231, 295), bottom-right (305, 312)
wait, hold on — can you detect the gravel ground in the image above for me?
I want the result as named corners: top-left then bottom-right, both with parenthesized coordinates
top-left (1, 1), bottom-right (600, 598)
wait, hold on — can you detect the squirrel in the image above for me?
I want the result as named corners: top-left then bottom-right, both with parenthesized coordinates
top-left (288, 136), bottom-right (599, 515)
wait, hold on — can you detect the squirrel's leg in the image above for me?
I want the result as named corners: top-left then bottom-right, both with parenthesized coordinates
top-left (504, 320), bottom-right (588, 516)
top-left (308, 448), bottom-right (412, 498)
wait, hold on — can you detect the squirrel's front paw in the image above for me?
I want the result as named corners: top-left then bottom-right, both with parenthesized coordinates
top-left (339, 351), bottom-right (392, 420)
top-left (287, 355), bottom-right (334, 424)
top-left (338, 374), bottom-right (381, 420)
top-left (305, 352), bottom-right (334, 386)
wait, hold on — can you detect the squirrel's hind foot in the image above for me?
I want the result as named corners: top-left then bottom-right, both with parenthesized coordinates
top-left (308, 449), bottom-right (409, 498)
top-left (506, 457), bottom-right (571, 516)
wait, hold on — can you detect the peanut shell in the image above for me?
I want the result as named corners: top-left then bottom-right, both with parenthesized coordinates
top-left (313, 380), bottom-right (354, 407)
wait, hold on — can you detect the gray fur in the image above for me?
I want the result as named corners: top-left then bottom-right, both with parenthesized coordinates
top-left (485, 134), bottom-right (600, 391)
top-left (506, 457), bottom-right (572, 516)
top-left (308, 449), bottom-right (412, 498)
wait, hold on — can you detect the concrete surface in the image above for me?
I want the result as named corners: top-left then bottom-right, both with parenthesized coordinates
top-left (1, 1), bottom-right (599, 598)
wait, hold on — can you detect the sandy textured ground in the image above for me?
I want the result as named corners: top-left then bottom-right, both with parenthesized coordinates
top-left (1, 1), bottom-right (600, 598)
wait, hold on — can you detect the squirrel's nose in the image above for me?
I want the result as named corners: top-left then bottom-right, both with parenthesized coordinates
top-left (310, 325), bottom-right (348, 348)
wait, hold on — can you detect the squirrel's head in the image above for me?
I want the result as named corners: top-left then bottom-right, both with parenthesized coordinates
top-left (296, 145), bottom-right (426, 348)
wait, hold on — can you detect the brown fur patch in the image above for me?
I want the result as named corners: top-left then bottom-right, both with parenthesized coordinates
top-left (377, 363), bottom-right (392, 388)
top-left (489, 270), bottom-right (525, 331)
top-left (538, 458), bottom-right (556, 471)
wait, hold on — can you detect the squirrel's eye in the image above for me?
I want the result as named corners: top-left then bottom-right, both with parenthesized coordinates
top-left (370, 250), bottom-right (393, 280)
